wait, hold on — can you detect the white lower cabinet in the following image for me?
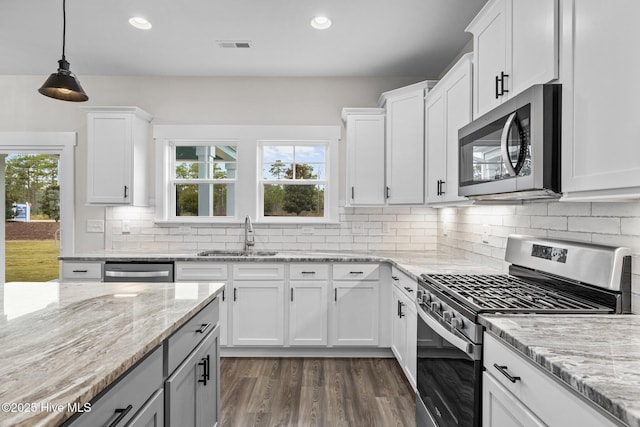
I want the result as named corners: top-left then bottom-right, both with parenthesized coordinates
top-left (232, 281), bottom-right (285, 346)
top-left (330, 280), bottom-right (379, 346)
top-left (391, 273), bottom-right (417, 390)
top-left (288, 263), bottom-right (329, 346)
top-left (483, 333), bottom-right (618, 427)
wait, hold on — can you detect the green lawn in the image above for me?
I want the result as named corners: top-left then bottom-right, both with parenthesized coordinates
top-left (5, 240), bottom-right (59, 282)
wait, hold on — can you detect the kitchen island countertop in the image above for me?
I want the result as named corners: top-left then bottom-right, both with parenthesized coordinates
top-left (0, 281), bottom-right (223, 427)
top-left (480, 314), bottom-right (640, 427)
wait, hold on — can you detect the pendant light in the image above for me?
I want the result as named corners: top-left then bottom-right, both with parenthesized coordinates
top-left (38, 0), bottom-right (88, 102)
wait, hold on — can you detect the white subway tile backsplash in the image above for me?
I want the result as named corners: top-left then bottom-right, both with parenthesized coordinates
top-left (568, 217), bottom-right (620, 234)
top-left (547, 202), bottom-right (591, 216)
top-left (621, 218), bottom-right (640, 236)
top-left (531, 216), bottom-right (568, 231)
top-left (592, 201), bottom-right (640, 217)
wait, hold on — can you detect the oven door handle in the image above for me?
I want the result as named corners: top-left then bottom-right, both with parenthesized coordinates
top-left (418, 309), bottom-right (476, 357)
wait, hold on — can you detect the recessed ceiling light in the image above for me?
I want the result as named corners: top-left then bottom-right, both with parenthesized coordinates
top-left (310, 16), bottom-right (332, 30)
top-left (129, 16), bottom-right (152, 30)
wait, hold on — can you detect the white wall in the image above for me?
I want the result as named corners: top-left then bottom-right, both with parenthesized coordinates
top-left (438, 201), bottom-right (640, 314)
top-left (0, 75), bottom-right (421, 252)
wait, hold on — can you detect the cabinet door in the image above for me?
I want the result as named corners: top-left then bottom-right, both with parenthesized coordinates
top-left (391, 286), bottom-right (408, 364)
top-left (87, 113), bottom-right (132, 204)
top-left (510, 0), bottom-right (558, 97)
top-left (385, 90), bottom-right (426, 204)
top-left (483, 372), bottom-right (546, 427)
top-left (470, 0), bottom-right (508, 117)
top-left (425, 88), bottom-right (446, 203)
top-left (561, 0), bottom-right (640, 198)
top-left (404, 301), bottom-right (417, 390)
top-left (331, 281), bottom-right (379, 346)
top-left (232, 281), bottom-right (284, 346)
top-left (289, 281), bottom-right (328, 346)
top-left (165, 327), bottom-right (219, 427)
top-left (443, 58), bottom-right (473, 203)
top-left (127, 389), bottom-right (164, 427)
top-left (346, 114), bottom-right (386, 205)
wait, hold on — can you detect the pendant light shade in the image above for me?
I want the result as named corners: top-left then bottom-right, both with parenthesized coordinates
top-left (38, 0), bottom-right (88, 102)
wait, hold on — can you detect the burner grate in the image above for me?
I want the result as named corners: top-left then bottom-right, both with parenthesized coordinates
top-left (421, 274), bottom-right (611, 313)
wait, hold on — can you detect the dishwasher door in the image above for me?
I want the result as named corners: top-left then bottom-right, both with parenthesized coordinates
top-left (103, 262), bottom-right (174, 282)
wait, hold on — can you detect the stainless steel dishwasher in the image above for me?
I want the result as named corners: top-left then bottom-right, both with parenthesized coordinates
top-left (103, 262), bottom-right (174, 282)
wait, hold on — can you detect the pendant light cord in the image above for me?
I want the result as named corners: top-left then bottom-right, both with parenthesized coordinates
top-left (61, 0), bottom-right (66, 61)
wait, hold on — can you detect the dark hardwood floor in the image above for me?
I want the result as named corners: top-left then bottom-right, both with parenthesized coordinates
top-left (220, 357), bottom-right (416, 427)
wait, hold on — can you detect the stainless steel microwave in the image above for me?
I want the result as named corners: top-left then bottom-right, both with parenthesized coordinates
top-left (458, 84), bottom-right (561, 200)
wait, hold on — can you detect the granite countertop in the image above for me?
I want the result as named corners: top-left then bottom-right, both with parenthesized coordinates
top-left (60, 249), bottom-right (504, 279)
top-left (480, 314), bottom-right (640, 427)
top-left (0, 281), bottom-right (223, 427)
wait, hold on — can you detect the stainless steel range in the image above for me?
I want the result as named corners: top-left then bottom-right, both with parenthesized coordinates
top-left (415, 235), bottom-right (632, 427)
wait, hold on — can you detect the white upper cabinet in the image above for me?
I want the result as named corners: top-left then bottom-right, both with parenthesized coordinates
top-left (341, 108), bottom-right (386, 206)
top-left (467, 0), bottom-right (558, 118)
top-left (380, 80), bottom-right (437, 205)
top-left (560, 0), bottom-right (640, 200)
top-left (85, 107), bottom-right (152, 205)
top-left (425, 54), bottom-right (473, 205)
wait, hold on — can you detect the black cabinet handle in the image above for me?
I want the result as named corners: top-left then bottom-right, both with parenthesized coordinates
top-left (391, 276), bottom-right (399, 281)
top-left (495, 75), bottom-right (500, 99)
top-left (196, 323), bottom-right (211, 334)
top-left (198, 355), bottom-right (210, 386)
top-left (108, 404), bottom-right (133, 427)
top-left (399, 301), bottom-right (405, 318)
top-left (351, 186), bottom-right (355, 199)
top-left (222, 289), bottom-right (225, 302)
top-left (234, 287), bottom-right (237, 301)
top-left (386, 186), bottom-right (390, 199)
top-left (291, 288), bottom-right (294, 302)
top-left (500, 72), bottom-right (509, 96)
top-left (404, 287), bottom-right (414, 293)
top-left (493, 364), bottom-right (521, 383)
top-left (72, 269), bottom-right (88, 273)
top-left (123, 185), bottom-right (128, 199)
top-left (349, 271), bottom-right (364, 275)
top-left (301, 271), bottom-right (316, 275)
top-left (334, 288), bottom-right (337, 302)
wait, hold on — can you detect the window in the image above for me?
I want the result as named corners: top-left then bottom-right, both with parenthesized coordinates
top-left (260, 143), bottom-right (327, 219)
top-left (154, 125), bottom-right (339, 224)
top-left (170, 143), bottom-right (237, 218)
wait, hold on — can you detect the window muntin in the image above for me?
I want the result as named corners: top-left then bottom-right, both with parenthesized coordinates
top-left (261, 143), bottom-right (327, 218)
top-left (171, 143), bottom-right (237, 217)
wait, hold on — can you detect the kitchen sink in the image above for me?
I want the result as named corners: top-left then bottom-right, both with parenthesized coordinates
top-left (196, 250), bottom-right (278, 257)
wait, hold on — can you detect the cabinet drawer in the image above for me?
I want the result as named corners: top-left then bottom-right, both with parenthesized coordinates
top-left (67, 346), bottom-right (163, 427)
top-left (391, 267), bottom-right (417, 300)
top-left (483, 333), bottom-right (617, 426)
top-left (333, 263), bottom-right (379, 281)
top-left (61, 262), bottom-right (103, 280)
top-left (175, 262), bottom-right (228, 281)
top-left (290, 263), bottom-right (329, 280)
top-left (166, 299), bottom-right (220, 375)
top-left (233, 263), bottom-right (285, 280)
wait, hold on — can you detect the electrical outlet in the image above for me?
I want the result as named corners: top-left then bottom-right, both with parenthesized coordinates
top-left (86, 219), bottom-right (104, 233)
top-left (482, 224), bottom-right (490, 244)
top-left (351, 223), bottom-right (364, 234)
top-left (122, 221), bottom-right (131, 233)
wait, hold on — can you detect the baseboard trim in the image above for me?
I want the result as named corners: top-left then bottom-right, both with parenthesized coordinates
top-left (220, 346), bottom-right (394, 358)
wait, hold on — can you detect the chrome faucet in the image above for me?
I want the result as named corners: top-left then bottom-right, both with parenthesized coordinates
top-left (244, 215), bottom-right (255, 252)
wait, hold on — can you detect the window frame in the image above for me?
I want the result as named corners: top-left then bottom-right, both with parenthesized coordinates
top-left (154, 125), bottom-right (340, 225)
top-left (258, 140), bottom-right (330, 223)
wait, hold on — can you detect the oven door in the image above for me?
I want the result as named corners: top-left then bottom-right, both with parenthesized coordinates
top-left (416, 309), bottom-right (482, 427)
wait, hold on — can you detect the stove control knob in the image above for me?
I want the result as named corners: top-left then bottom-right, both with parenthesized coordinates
top-left (417, 289), bottom-right (424, 300)
top-left (430, 301), bottom-right (441, 312)
top-left (443, 311), bottom-right (454, 323)
top-left (422, 292), bottom-right (433, 304)
top-left (450, 317), bottom-right (465, 330)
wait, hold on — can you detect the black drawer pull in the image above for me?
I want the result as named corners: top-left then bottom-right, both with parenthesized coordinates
top-left (349, 271), bottom-right (364, 274)
top-left (404, 287), bottom-right (414, 293)
top-left (72, 269), bottom-right (88, 273)
top-left (196, 323), bottom-right (211, 334)
top-left (301, 271), bottom-right (316, 274)
top-left (493, 364), bottom-right (521, 383)
top-left (108, 404), bottom-right (133, 427)
top-left (391, 276), bottom-right (399, 281)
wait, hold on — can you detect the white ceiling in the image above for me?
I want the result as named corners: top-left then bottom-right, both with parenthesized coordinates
top-left (0, 0), bottom-right (487, 78)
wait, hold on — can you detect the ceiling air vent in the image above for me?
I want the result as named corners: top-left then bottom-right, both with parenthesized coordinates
top-left (217, 40), bottom-right (252, 49)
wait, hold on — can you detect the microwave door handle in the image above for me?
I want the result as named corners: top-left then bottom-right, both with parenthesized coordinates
top-left (418, 308), bottom-right (477, 359)
top-left (500, 112), bottom-right (518, 177)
